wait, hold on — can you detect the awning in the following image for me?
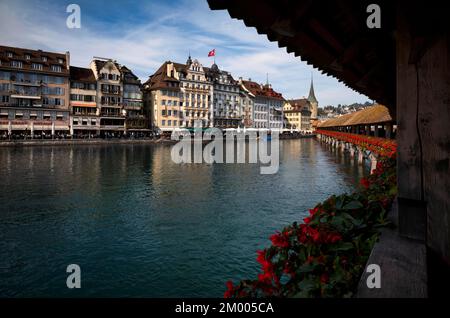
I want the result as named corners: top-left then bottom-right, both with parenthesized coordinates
top-left (71, 102), bottom-right (97, 107)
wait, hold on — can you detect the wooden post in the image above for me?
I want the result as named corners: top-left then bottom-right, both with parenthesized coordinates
top-left (357, 147), bottom-right (364, 165)
top-left (369, 153), bottom-right (377, 174)
top-left (397, 9), bottom-right (450, 295)
top-left (349, 145), bottom-right (355, 158)
top-left (386, 124), bottom-right (392, 139)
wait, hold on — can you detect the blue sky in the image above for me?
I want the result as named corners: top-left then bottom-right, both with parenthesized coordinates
top-left (0, 0), bottom-right (370, 106)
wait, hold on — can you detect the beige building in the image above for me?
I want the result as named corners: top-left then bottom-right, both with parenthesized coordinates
top-left (90, 58), bottom-right (125, 136)
top-left (69, 66), bottom-right (99, 136)
top-left (143, 62), bottom-right (182, 132)
top-left (0, 45), bottom-right (70, 137)
top-left (284, 98), bottom-right (312, 131)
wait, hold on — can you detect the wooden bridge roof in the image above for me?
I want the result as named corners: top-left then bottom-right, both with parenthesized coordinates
top-left (318, 104), bottom-right (393, 127)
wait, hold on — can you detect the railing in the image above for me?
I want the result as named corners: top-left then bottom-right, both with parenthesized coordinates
top-left (316, 129), bottom-right (397, 158)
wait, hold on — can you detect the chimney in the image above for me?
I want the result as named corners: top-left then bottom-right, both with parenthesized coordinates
top-left (65, 51), bottom-right (70, 70)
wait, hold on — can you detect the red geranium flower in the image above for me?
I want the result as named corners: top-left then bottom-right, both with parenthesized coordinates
top-left (224, 280), bottom-right (234, 298)
top-left (270, 231), bottom-right (290, 248)
top-left (360, 177), bottom-right (370, 189)
top-left (320, 273), bottom-right (329, 284)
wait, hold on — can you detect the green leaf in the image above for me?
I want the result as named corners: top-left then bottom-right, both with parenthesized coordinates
top-left (335, 195), bottom-right (345, 210)
top-left (342, 200), bottom-right (364, 210)
top-left (330, 242), bottom-right (354, 252)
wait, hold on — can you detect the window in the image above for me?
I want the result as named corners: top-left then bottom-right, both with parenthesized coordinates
top-left (161, 110), bottom-right (166, 116)
top-left (173, 120), bottom-right (177, 126)
top-left (7, 52), bottom-right (13, 58)
top-left (168, 110), bottom-right (172, 116)
top-left (1, 95), bottom-right (9, 103)
top-left (58, 58), bottom-right (63, 64)
top-left (161, 120), bottom-right (166, 126)
top-left (168, 120), bottom-right (172, 126)
top-left (51, 65), bottom-right (62, 72)
top-left (11, 61), bottom-right (22, 68)
top-left (25, 54), bottom-right (31, 60)
top-left (32, 63), bottom-right (43, 70)
top-left (42, 56), bottom-right (48, 62)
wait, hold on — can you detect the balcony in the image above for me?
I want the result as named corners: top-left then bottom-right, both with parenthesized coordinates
top-left (100, 113), bottom-right (123, 118)
top-left (100, 103), bottom-right (122, 108)
top-left (10, 90), bottom-right (41, 99)
top-left (124, 104), bottom-right (142, 111)
top-left (12, 80), bottom-right (43, 87)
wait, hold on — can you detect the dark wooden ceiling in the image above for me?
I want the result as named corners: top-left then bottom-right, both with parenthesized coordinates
top-left (208, 0), bottom-right (397, 117)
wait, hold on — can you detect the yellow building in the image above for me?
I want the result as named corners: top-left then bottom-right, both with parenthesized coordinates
top-left (144, 56), bottom-right (213, 132)
top-left (283, 98), bottom-right (312, 131)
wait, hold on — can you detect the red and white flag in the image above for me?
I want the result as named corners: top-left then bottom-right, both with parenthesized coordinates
top-left (208, 49), bottom-right (215, 57)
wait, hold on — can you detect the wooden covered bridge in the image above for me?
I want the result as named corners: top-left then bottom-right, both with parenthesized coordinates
top-left (316, 104), bottom-right (396, 173)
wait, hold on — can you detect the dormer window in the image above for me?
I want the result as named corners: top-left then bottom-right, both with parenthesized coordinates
top-left (42, 56), bottom-right (48, 62)
top-left (58, 58), bottom-right (63, 64)
top-left (25, 54), bottom-right (31, 60)
top-left (7, 52), bottom-right (13, 58)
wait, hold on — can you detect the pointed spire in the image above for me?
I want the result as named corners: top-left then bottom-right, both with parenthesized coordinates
top-left (307, 73), bottom-right (318, 104)
top-left (186, 50), bottom-right (192, 65)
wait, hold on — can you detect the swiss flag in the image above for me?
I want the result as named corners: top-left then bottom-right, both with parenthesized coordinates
top-left (208, 49), bottom-right (216, 57)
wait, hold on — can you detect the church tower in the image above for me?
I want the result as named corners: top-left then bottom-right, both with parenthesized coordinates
top-left (307, 75), bottom-right (318, 119)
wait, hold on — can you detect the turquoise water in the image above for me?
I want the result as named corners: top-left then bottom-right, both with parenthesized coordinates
top-left (0, 139), bottom-right (367, 297)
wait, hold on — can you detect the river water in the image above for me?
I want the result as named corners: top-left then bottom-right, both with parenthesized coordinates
top-left (0, 139), bottom-right (367, 297)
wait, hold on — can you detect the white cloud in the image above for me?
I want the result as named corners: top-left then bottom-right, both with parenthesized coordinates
top-left (0, 0), bottom-right (370, 106)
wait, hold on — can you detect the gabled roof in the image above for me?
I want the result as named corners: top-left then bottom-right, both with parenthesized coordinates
top-left (241, 80), bottom-right (284, 100)
top-left (93, 59), bottom-right (121, 75)
top-left (286, 98), bottom-right (310, 112)
top-left (144, 61), bottom-right (180, 90)
top-left (121, 65), bottom-right (141, 85)
top-left (70, 66), bottom-right (96, 83)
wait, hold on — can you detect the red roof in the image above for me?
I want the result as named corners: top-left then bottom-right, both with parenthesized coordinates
top-left (241, 80), bottom-right (284, 100)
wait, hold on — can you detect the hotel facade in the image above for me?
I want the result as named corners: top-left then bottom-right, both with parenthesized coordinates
top-left (240, 80), bottom-right (284, 130)
top-left (0, 46), bottom-right (70, 137)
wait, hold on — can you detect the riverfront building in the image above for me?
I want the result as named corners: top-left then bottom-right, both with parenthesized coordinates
top-left (0, 45), bottom-right (70, 137)
top-left (283, 98), bottom-right (312, 131)
top-left (240, 79), bottom-right (284, 129)
top-left (90, 58), bottom-right (125, 136)
top-left (143, 61), bottom-right (183, 132)
top-left (69, 66), bottom-right (99, 136)
top-left (238, 78), bottom-right (255, 128)
top-left (206, 63), bottom-right (242, 128)
top-left (121, 66), bottom-right (147, 133)
top-left (144, 56), bottom-right (214, 132)
top-left (176, 56), bottom-right (213, 128)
